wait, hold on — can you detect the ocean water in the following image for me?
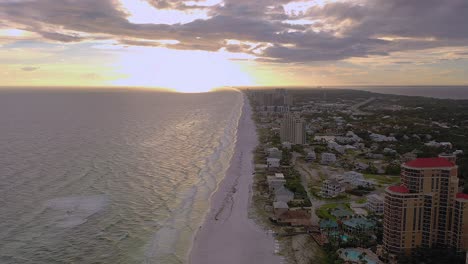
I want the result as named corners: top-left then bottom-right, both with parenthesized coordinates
top-left (0, 89), bottom-right (243, 264)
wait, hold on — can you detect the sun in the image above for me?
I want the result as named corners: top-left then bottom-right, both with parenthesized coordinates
top-left (111, 46), bottom-right (254, 93)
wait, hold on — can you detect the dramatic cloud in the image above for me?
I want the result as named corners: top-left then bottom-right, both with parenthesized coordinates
top-left (0, 0), bottom-right (467, 63)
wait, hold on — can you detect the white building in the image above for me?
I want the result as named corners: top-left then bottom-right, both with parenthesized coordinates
top-left (425, 141), bottom-right (453, 149)
top-left (366, 194), bottom-right (384, 215)
top-left (320, 152), bottom-right (337, 165)
top-left (280, 113), bottom-right (306, 145)
top-left (342, 171), bottom-right (373, 187)
top-left (369, 133), bottom-right (397, 142)
top-left (320, 179), bottom-right (344, 198)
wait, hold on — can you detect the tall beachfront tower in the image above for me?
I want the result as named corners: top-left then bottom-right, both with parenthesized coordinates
top-left (280, 113), bottom-right (306, 145)
top-left (383, 157), bottom-right (468, 255)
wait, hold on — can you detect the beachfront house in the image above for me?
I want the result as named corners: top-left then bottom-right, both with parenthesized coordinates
top-left (267, 173), bottom-right (286, 191)
top-left (274, 186), bottom-right (294, 203)
top-left (366, 194), bottom-right (384, 215)
top-left (266, 147), bottom-right (283, 159)
top-left (273, 201), bottom-right (289, 217)
top-left (266, 158), bottom-right (280, 169)
top-left (277, 209), bottom-right (311, 226)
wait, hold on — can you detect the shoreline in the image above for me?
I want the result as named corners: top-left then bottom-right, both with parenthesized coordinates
top-left (189, 94), bottom-right (281, 264)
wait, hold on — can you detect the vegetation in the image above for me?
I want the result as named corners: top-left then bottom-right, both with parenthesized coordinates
top-left (356, 197), bottom-right (367, 204)
top-left (281, 149), bottom-right (292, 166)
top-left (363, 174), bottom-right (400, 185)
top-left (284, 167), bottom-right (310, 205)
top-left (385, 163), bottom-right (401, 175)
top-left (346, 186), bottom-right (375, 196)
top-left (316, 203), bottom-right (350, 220)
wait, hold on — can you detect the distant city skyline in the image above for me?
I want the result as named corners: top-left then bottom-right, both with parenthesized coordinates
top-left (1, 0), bottom-right (468, 92)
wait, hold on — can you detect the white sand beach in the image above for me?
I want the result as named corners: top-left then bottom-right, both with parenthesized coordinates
top-left (189, 95), bottom-right (282, 264)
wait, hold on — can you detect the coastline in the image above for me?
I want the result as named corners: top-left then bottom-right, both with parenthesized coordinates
top-left (189, 93), bottom-right (281, 264)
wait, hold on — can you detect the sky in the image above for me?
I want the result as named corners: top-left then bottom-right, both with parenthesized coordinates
top-left (0, 0), bottom-right (468, 92)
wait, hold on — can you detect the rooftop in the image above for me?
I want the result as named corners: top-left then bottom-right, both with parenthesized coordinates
top-left (331, 208), bottom-right (354, 218)
top-left (343, 218), bottom-right (376, 229)
top-left (368, 193), bottom-right (384, 199)
top-left (273, 201), bottom-right (289, 209)
top-left (320, 219), bottom-right (338, 229)
top-left (279, 210), bottom-right (310, 220)
top-left (404, 157), bottom-right (455, 168)
top-left (275, 173), bottom-right (285, 179)
top-left (456, 193), bottom-right (468, 200)
top-left (388, 185), bottom-right (409, 194)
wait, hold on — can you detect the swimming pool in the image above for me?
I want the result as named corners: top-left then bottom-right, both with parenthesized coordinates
top-left (339, 248), bottom-right (379, 264)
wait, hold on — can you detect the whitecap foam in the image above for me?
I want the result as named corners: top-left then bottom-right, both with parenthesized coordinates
top-left (44, 195), bottom-right (108, 228)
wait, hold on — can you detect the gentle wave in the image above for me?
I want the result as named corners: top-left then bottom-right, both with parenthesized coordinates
top-left (0, 89), bottom-right (243, 264)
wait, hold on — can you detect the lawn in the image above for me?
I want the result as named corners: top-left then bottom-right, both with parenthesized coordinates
top-left (356, 197), bottom-right (367, 204)
top-left (364, 174), bottom-right (400, 185)
top-left (316, 203), bottom-right (350, 220)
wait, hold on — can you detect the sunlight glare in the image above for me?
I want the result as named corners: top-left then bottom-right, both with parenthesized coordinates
top-left (112, 46), bottom-right (253, 93)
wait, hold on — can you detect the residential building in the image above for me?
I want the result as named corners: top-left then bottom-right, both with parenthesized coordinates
top-left (439, 153), bottom-right (457, 163)
top-left (450, 193), bottom-right (468, 250)
top-left (343, 217), bottom-right (376, 234)
top-left (320, 219), bottom-right (339, 233)
top-left (280, 113), bottom-right (306, 145)
top-left (321, 152), bottom-right (337, 165)
top-left (273, 201), bottom-right (289, 217)
top-left (266, 147), bottom-right (282, 159)
top-left (328, 141), bottom-right (345, 154)
top-left (266, 158), bottom-right (280, 169)
top-left (274, 186), bottom-right (294, 203)
top-left (277, 209), bottom-right (311, 226)
top-left (425, 141), bottom-right (453, 149)
top-left (367, 194), bottom-right (384, 215)
top-left (282, 141), bottom-right (292, 150)
top-left (321, 179), bottom-right (344, 198)
top-left (267, 173), bottom-right (286, 191)
top-left (331, 208), bottom-right (354, 220)
top-left (383, 157), bottom-right (468, 256)
top-left (305, 151), bottom-right (316, 162)
top-left (370, 133), bottom-right (397, 142)
top-left (342, 171), bottom-right (373, 187)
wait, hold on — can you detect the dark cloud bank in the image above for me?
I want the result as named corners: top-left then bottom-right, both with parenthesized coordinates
top-left (0, 0), bottom-right (467, 63)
